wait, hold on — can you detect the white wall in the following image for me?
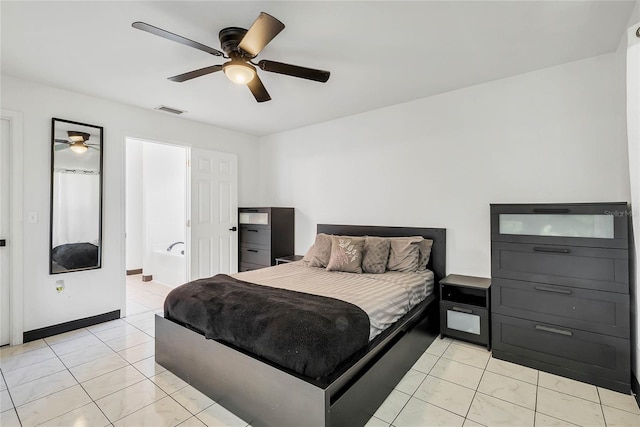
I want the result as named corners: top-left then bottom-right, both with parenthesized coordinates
top-left (125, 139), bottom-right (143, 271)
top-left (258, 53), bottom-right (630, 277)
top-left (1, 74), bottom-right (260, 332)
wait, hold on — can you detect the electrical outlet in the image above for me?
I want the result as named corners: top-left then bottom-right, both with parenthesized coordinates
top-left (56, 280), bottom-right (64, 292)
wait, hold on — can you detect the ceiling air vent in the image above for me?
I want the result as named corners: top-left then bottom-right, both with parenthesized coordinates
top-left (155, 105), bottom-right (186, 115)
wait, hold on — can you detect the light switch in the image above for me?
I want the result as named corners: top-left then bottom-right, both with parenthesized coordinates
top-left (27, 211), bottom-right (38, 223)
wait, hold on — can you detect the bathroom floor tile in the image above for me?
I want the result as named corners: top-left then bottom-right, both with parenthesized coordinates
top-left (0, 340), bottom-right (47, 361)
top-left (393, 397), bottom-right (465, 427)
top-left (43, 328), bottom-right (91, 346)
top-left (104, 330), bottom-right (153, 352)
top-left (50, 334), bottom-right (103, 356)
top-left (178, 416), bottom-right (207, 427)
top-left (1, 408), bottom-right (21, 427)
top-left (1, 345), bottom-right (57, 372)
top-left (364, 416), bottom-right (390, 427)
top-left (91, 323), bottom-right (141, 342)
top-left (0, 389), bottom-right (13, 412)
top-left (87, 319), bottom-right (127, 333)
top-left (536, 387), bottom-right (605, 427)
top-left (534, 412), bottom-right (581, 426)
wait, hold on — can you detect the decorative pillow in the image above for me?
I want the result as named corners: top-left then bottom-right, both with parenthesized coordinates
top-left (302, 243), bottom-right (315, 263)
top-left (326, 236), bottom-right (365, 273)
top-left (417, 239), bottom-right (434, 271)
top-left (387, 237), bottom-right (422, 272)
top-left (362, 236), bottom-right (390, 274)
top-left (308, 233), bottom-right (333, 268)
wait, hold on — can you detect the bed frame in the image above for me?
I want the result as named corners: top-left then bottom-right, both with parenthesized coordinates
top-left (155, 224), bottom-right (446, 427)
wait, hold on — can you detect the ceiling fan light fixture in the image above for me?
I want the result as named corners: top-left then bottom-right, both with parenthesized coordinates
top-left (69, 141), bottom-right (88, 154)
top-left (223, 62), bottom-right (256, 85)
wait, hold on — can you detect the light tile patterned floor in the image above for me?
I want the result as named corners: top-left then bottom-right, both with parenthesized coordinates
top-left (1, 279), bottom-right (639, 426)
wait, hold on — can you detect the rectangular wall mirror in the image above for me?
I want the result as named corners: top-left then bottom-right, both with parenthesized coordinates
top-left (50, 118), bottom-right (103, 274)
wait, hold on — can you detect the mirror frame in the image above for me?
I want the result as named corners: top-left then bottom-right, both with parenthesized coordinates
top-left (49, 118), bottom-right (104, 274)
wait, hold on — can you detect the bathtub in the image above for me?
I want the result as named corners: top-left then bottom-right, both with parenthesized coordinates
top-left (152, 248), bottom-right (186, 288)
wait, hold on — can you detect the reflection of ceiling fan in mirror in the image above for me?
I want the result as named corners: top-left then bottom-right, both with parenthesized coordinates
top-left (55, 131), bottom-right (99, 154)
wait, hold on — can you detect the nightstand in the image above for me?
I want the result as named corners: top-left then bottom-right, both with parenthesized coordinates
top-left (275, 255), bottom-right (303, 265)
top-left (439, 274), bottom-right (492, 349)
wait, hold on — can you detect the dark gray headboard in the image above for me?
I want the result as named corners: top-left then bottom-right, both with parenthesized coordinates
top-left (316, 224), bottom-right (447, 286)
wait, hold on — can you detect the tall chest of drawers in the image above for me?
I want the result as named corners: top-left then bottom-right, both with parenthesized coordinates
top-left (490, 203), bottom-right (631, 393)
top-left (238, 207), bottom-right (294, 272)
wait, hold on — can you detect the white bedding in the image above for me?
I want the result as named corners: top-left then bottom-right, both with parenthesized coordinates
top-left (234, 261), bottom-right (434, 340)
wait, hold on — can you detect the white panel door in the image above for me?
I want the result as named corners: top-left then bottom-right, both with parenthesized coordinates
top-left (189, 148), bottom-right (238, 280)
top-left (1, 118), bottom-right (10, 345)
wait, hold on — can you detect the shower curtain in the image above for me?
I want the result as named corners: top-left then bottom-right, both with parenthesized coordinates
top-left (52, 170), bottom-right (100, 247)
top-left (627, 22), bottom-right (640, 381)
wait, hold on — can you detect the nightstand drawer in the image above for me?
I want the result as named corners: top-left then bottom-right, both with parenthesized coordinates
top-left (239, 247), bottom-right (271, 266)
top-left (239, 262), bottom-right (267, 272)
top-left (492, 314), bottom-right (630, 384)
top-left (492, 279), bottom-right (630, 338)
top-left (492, 242), bottom-right (628, 293)
top-left (440, 301), bottom-right (489, 345)
top-left (240, 226), bottom-right (271, 247)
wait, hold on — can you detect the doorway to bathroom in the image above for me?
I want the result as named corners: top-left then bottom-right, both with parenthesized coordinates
top-left (124, 137), bottom-right (239, 316)
top-left (125, 138), bottom-right (187, 315)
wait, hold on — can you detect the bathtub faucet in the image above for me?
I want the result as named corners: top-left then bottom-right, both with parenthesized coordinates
top-left (166, 241), bottom-right (185, 252)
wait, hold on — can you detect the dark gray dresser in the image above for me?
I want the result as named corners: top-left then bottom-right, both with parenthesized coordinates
top-left (238, 207), bottom-right (294, 272)
top-left (490, 202), bottom-right (631, 393)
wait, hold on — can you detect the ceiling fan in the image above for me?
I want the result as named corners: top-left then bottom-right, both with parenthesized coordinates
top-left (132, 12), bottom-right (330, 103)
top-left (55, 131), bottom-right (99, 154)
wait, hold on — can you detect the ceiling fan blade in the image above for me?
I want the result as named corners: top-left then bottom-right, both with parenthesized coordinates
top-left (132, 22), bottom-right (224, 57)
top-left (238, 12), bottom-right (285, 57)
top-left (258, 60), bottom-right (330, 83)
top-left (247, 74), bottom-right (271, 103)
top-left (54, 139), bottom-right (69, 144)
top-left (168, 65), bottom-right (223, 82)
top-left (54, 144), bottom-right (69, 151)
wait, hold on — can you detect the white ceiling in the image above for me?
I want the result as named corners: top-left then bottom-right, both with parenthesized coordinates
top-left (1, 1), bottom-right (636, 136)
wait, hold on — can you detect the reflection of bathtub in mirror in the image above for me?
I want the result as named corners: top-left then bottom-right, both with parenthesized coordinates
top-left (151, 248), bottom-right (186, 288)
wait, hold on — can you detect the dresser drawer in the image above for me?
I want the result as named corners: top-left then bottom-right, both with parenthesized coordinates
top-left (239, 247), bottom-right (271, 266)
top-left (239, 262), bottom-right (267, 272)
top-left (492, 314), bottom-right (630, 384)
top-left (492, 242), bottom-right (628, 293)
top-left (492, 279), bottom-right (630, 338)
top-left (239, 226), bottom-right (271, 247)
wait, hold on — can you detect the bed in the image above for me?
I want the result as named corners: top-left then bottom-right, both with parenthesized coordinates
top-left (155, 224), bottom-right (446, 427)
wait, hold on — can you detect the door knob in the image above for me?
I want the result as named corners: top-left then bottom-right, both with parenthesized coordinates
top-left (0, 239), bottom-right (5, 247)
top-left (229, 227), bottom-right (237, 232)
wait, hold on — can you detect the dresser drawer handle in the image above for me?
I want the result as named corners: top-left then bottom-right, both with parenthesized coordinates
top-left (246, 249), bottom-right (259, 253)
top-left (533, 247), bottom-right (571, 254)
top-left (532, 208), bottom-right (570, 214)
top-left (451, 306), bottom-right (473, 314)
top-left (535, 325), bottom-right (573, 336)
top-left (534, 286), bottom-right (572, 295)
top-left (246, 229), bottom-right (259, 233)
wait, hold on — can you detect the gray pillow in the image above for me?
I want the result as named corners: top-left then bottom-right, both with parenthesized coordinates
top-left (417, 239), bottom-right (434, 271)
top-left (308, 233), bottom-right (333, 268)
top-left (302, 243), bottom-right (315, 263)
top-left (362, 236), bottom-right (390, 274)
top-left (387, 237), bottom-right (422, 272)
top-left (326, 236), bottom-right (365, 273)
